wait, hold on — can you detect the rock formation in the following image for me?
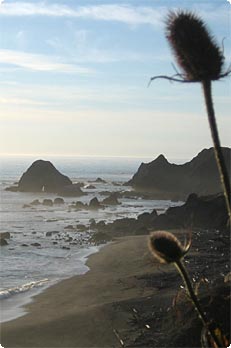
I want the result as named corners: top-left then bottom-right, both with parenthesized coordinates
top-left (90, 193), bottom-right (229, 237)
top-left (102, 193), bottom-right (120, 205)
top-left (17, 160), bottom-right (72, 193)
top-left (127, 147), bottom-right (230, 199)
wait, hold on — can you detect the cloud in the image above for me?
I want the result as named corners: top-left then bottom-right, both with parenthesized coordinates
top-left (0, 2), bottom-right (164, 26)
top-left (0, 49), bottom-right (93, 73)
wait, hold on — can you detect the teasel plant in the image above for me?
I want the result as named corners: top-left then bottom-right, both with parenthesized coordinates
top-left (148, 231), bottom-right (228, 348)
top-left (149, 11), bottom-right (231, 222)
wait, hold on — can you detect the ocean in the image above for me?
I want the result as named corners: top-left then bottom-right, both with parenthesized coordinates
top-left (0, 155), bottom-right (182, 323)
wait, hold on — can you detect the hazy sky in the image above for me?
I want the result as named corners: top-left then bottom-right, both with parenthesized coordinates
top-left (0, 0), bottom-right (230, 160)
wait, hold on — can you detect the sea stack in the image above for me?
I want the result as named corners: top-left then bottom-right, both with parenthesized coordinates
top-left (17, 160), bottom-right (72, 193)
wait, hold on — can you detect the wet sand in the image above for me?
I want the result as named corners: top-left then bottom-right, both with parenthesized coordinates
top-left (1, 235), bottom-right (166, 347)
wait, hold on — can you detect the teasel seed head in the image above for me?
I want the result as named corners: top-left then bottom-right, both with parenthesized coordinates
top-left (165, 11), bottom-right (224, 81)
top-left (149, 231), bottom-right (191, 264)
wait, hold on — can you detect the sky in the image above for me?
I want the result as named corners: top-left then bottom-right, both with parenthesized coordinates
top-left (0, 0), bottom-right (230, 161)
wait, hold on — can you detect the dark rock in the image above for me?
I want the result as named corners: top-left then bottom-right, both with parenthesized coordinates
top-left (85, 184), bottom-right (96, 189)
top-left (137, 211), bottom-right (158, 227)
top-left (46, 231), bottom-right (53, 237)
top-left (62, 246), bottom-right (70, 250)
top-left (21, 244), bottom-right (29, 247)
top-left (89, 197), bottom-right (101, 209)
top-left (0, 232), bottom-right (10, 239)
top-left (95, 177), bottom-right (106, 183)
top-left (57, 184), bottom-right (84, 197)
top-left (149, 193), bottom-right (229, 231)
top-left (30, 199), bottom-right (41, 205)
top-left (165, 193), bottom-right (229, 230)
top-left (31, 242), bottom-right (41, 247)
top-left (102, 193), bottom-right (120, 205)
top-left (0, 239), bottom-right (8, 246)
top-left (76, 224), bottom-right (88, 231)
top-left (17, 160), bottom-right (72, 193)
top-left (73, 182), bottom-right (85, 188)
top-left (89, 218), bottom-right (96, 226)
top-left (42, 199), bottom-right (53, 206)
top-left (54, 197), bottom-right (65, 205)
top-left (127, 147), bottom-right (230, 199)
top-left (90, 232), bottom-right (112, 245)
top-left (91, 220), bottom-right (106, 230)
top-left (74, 201), bottom-right (86, 210)
top-left (64, 225), bottom-right (75, 230)
top-left (23, 204), bottom-right (31, 208)
top-left (5, 186), bottom-right (18, 192)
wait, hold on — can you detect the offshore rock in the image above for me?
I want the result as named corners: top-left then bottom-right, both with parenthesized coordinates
top-left (0, 239), bottom-right (8, 246)
top-left (0, 232), bottom-right (10, 239)
top-left (54, 197), bottom-right (65, 205)
top-left (89, 197), bottom-right (101, 209)
top-left (102, 193), bottom-right (120, 205)
top-left (17, 160), bottom-right (72, 193)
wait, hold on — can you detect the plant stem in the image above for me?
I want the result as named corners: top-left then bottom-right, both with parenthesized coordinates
top-left (202, 79), bottom-right (231, 222)
top-left (175, 260), bottom-right (222, 347)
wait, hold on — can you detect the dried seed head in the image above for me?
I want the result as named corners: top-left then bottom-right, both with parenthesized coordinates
top-left (165, 11), bottom-right (224, 81)
top-left (149, 231), bottom-right (191, 264)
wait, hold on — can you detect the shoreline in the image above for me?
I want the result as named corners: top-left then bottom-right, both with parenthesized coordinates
top-left (1, 230), bottom-right (230, 348)
top-left (0, 244), bottom-right (101, 324)
top-left (1, 235), bottom-right (165, 347)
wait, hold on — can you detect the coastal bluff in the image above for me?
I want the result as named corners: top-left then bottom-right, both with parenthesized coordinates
top-left (5, 160), bottom-right (82, 196)
top-left (127, 147), bottom-right (231, 199)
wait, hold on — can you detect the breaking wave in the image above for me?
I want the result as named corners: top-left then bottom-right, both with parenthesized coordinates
top-left (0, 279), bottom-right (49, 300)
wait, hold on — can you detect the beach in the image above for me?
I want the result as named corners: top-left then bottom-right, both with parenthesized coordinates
top-left (1, 230), bottom-right (230, 348)
top-left (1, 235), bottom-right (163, 347)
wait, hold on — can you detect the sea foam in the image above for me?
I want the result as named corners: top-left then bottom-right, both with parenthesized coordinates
top-left (0, 279), bottom-right (49, 300)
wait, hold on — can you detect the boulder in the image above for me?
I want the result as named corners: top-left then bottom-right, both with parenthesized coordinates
top-left (89, 197), bottom-right (101, 209)
top-left (74, 201), bottom-right (86, 210)
top-left (102, 193), bottom-right (120, 205)
top-left (90, 232), bottom-right (112, 245)
top-left (0, 232), bottom-right (10, 239)
top-left (17, 160), bottom-right (72, 193)
top-left (46, 231), bottom-right (53, 237)
top-left (64, 225), bottom-right (75, 230)
top-left (127, 147), bottom-right (230, 199)
top-left (95, 177), bottom-right (106, 183)
top-left (0, 239), bottom-right (8, 246)
top-left (42, 199), bottom-right (53, 206)
top-left (76, 224), bottom-right (88, 231)
top-left (30, 199), bottom-right (41, 205)
top-left (85, 184), bottom-right (96, 189)
top-left (54, 197), bottom-right (65, 205)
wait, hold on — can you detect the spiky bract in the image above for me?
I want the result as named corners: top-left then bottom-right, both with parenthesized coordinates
top-left (149, 230), bottom-right (191, 264)
top-left (166, 11), bottom-right (224, 81)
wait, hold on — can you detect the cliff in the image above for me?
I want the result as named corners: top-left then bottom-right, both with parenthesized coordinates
top-left (127, 147), bottom-right (230, 199)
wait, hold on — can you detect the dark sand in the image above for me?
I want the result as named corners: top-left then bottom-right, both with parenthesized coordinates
top-left (1, 236), bottom-right (167, 347)
top-left (1, 232), bottom-right (230, 348)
